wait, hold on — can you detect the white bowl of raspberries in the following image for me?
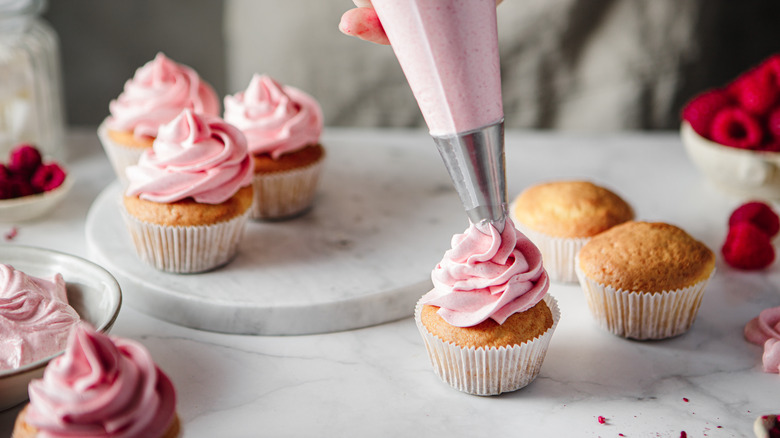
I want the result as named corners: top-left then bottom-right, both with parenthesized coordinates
top-left (681, 53), bottom-right (780, 200)
top-left (0, 144), bottom-right (71, 222)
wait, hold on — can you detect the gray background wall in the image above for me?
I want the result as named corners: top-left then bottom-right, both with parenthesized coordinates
top-left (43, 0), bottom-right (780, 131)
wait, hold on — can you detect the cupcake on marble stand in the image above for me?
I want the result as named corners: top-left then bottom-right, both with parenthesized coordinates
top-left (121, 109), bottom-right (254, 274)
top-left (224, 74), bottom-right (324, 220)
top-left (415, 218), bottom-right (560, 396)
top-left (98, 52), bottom-right (220, 183)
top-left (12, 323), bottom-right (180, 438)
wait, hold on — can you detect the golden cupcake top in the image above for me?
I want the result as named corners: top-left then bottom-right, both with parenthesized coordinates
top-left (420, 300), bottom-right (553, 349)
top-left (124, 185), bottom-right (253, 227)
top-left (513, 180), bottom-right (634, 238)
top-left (577, 221), bottom-right (715, 293)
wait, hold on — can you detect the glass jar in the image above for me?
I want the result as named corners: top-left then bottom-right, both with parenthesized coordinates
top-left (0, 0), bottom-right (65, 161)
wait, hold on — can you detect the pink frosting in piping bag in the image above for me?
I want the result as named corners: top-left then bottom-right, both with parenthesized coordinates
top-left (422, 218), bottom-right (549, 327)
top-left (0, 264), bottom-right (79, 371)
top-left (745, 306), bottom-right (780, 373)
top-left (108, 52), bottom-right (220, 139)
top-left (224, 74), bottom-right (323, 159)
top-left (25, 324), bottom-right (176, 438)
top-left (125, 109), bottom-right (254, 204)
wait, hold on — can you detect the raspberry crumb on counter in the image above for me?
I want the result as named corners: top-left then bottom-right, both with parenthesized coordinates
top-left (597, 415), bottom-right (607, 424)
top-left (4, 226), bottom-right (17, 240)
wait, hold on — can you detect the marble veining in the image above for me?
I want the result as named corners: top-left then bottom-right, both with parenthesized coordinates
top-left (0, 128), bottom-right (777, 437)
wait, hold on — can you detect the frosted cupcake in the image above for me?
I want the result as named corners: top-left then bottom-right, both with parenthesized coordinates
top-left (12, 324), bottom-right (180, 438)
top-left (576, 221), bottom-right (715, 340)
top-left (416, 218), bottom-right (559, 396)
top-left (224, 74), bottom-right (324, 219)
top-left (98, 52), bottom-right (220, 183)
top-left (511, 180), bottom-right (634, 283)
top-left (0, 264), bottom-right (80, 371)
top-left (122, 109), bottom-right (254, 273)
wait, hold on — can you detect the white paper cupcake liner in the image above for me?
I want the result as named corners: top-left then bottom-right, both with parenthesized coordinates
top-left (415, 294), bottom-right (560, 396)
top-left (121, 205), bottom-right (250, 274)
top-left (251, 159), bottom-right (323, 220)
top-left (574, 256), bottom-right (714, 340)
top-left (97, 119), bottom-right (147, 185)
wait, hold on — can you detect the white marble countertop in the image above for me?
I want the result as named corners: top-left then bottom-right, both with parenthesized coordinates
top-left (1, 127), bottom-right (778, 438)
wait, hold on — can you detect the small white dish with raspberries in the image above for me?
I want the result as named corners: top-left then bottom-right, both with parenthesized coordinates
top-left (0, 144), bottom-right (72, 222)
top-left (681, 53), bottom-right (780, 201)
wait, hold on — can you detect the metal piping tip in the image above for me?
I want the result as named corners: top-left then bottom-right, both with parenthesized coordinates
top-left (432, 120), bottom-right (507, 232)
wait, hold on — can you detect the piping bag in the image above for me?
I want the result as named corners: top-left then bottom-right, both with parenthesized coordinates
top-left (372, 0), bottom-right (506, 231)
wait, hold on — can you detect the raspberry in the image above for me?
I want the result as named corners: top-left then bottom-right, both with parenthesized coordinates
top-left (729, 67), bottom-right (779, 116)
top-left (710, 107), bottom-right (764, 149)
top-left (722, 222), bottom-right (775, 270)
top-left (761, 54), bottom-right (780, 86)
top-left (728, 201), bottom-right (780, 237)
top-left (681, 89), bottom-right (732, 138)
top-left (8, 144), bottom-right (42, 178)
top-left (768, 108), bottom-right (780, 139)
top-left (30, 163), bottom-right (66, 192)
top-left (0, 164), bottom-right (9, 181)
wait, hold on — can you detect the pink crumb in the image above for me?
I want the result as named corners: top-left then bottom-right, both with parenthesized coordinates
top-left (683, 397), bottom-right (689, 402)
top-left (4, 226), bottom-right (17, 240)
top-left (680, 432), bottom-right (687, 438)
top-left (597, 415), bottom-right (607, 424)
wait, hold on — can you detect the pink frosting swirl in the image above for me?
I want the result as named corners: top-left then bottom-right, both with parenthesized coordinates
top-left (422, 218), bottom-right (550, 327)
top-left (26, 324), bottom-right (176, 438)
top-left (108, 52), bottom-right (220, 138)
top-left (0, 265), bottom-right (79, 371)
top-left (125, 109), bottom-right (254, 204)
top-left (224, 74), bottom-right (323, 159)
top-left (745, 306), bottom-right (780, 373)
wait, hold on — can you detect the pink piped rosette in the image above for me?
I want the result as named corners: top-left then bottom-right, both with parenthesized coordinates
top-left (18, 323), bottom-right (180, 438)
top-left (224, 74), bottom-right (324, 219)
top-left (98, 52), bottom-right (220, 184)
top-left (415, 219), bottom-right (560, 396)
top-left (745, 306), bottom-right (780, 374)
top-left (122, 109), bottom-right (254, 273)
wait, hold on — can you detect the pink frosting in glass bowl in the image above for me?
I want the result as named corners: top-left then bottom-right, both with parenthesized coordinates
top-left (107, 52), bottom-right (220, 139)
top-left (745, 306), bottom-right (780, 373)
top-left (224, 74), bottom-right (323, 159)
top-left (0, 264), bottom-right (80, 372)
top-left (25, 323), bottom-right (177, 438)
top-left (125, 109), bottom-right (254, 204)
top-left (421, 218), bottom-right (550, 327)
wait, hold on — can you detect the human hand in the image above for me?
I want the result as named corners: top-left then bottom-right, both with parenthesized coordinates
top-left (339, 0), bottom-right (503, 45)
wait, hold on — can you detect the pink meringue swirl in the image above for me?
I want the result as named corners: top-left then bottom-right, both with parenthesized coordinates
top-left (108, 52), bottom-right (220, 138)
top-left (224, 74), bottom-right (323, 159)
top-left (745, 306), bottom-right (780, 373)
top-left (422, 218), bottom-right (550, 327)
top-left (0, 264), bottom-right (79, 371)
top-left (125, 109), bottom-right (254, 204)
top-left (26, 324), bottom-right (176, 438)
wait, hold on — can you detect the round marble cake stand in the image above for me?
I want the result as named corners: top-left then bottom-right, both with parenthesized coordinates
top-left (85, 139), bottom-right (468, 335)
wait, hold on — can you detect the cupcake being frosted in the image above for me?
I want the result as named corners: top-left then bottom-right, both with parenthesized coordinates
top-left (224, 74), bottom-right (325, 219)
top-left (416, 218), bottom-right (560, 395)
top-left (122, 109), bottom-right (254, 273)
top-left (12, 324), bottom-right (180, 438)
top-left (98, 52), bottom-right (220, 182)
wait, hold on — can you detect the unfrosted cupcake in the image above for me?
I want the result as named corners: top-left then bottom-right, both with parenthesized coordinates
top-left (416, 218), bottom-right (559, 396)
top-left (576, 221), bottom-right (715, 340)
top-left (224, 74), bottom-right (324, 219)
top-left (122, 109), bottom-right (254, 273)
top-left (12, 324), bottom-right (180, 438)
top-left (98, 52), bottom-right (220, 183)
top-left (510, 180), bottom-right (634, 283)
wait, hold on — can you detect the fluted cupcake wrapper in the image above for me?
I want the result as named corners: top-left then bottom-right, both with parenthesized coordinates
top-left (510, 215), bottom-right (589, 284)
top-left (97, 119), bottom-right (146, 186)
top-left (415, 294), bottom-right (560, 396)
top-left (251, 159), bottom-right (323, 220)
top-left (121, 206), bottom-right (250, 274)
top-left (575, 256), bottom-right (714, 340)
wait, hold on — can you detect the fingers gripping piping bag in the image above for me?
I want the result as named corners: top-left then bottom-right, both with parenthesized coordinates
top-left (371, 0), bottom-right (506, 230)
